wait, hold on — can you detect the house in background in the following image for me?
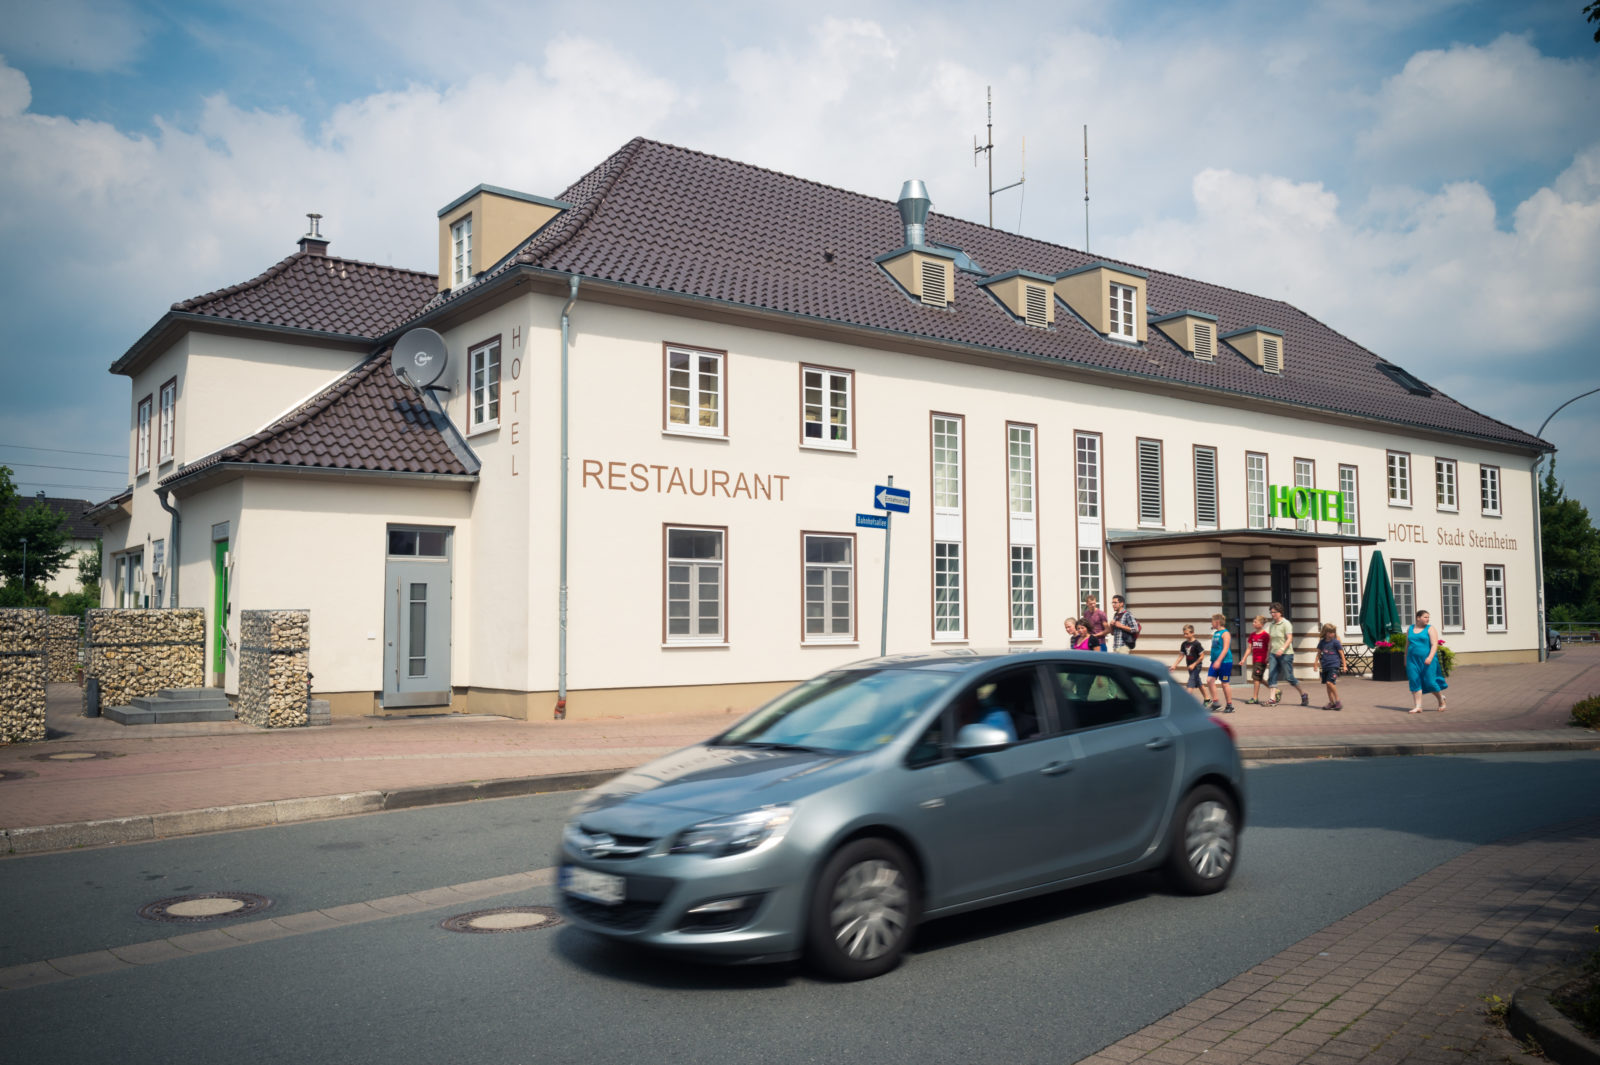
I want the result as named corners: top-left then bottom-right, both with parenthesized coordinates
top-left (10, 493), bottom-right (98, 595)
top-left (90, 138), bottom-right (1551, 718)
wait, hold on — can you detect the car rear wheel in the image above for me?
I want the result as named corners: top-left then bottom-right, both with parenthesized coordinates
top-left (806, 838), bottom-right (918, 981)
top-left (1166, 784), bottom-right (1238, 894)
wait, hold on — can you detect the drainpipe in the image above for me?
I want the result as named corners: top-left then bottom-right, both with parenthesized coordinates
top-left (156, 487), bottom-right (180, 608)
top-left (1531, 455), bottom-right (1547, 663)
top-left (557, 275), bottom-right (580, 718)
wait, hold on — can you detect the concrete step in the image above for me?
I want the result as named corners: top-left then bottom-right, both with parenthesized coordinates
top-left (105, 697), bottom-right (236, 725)
top-left (129, 689), bottom-right (230, 713)
top-left (307, 699), bottom-right (332, 727)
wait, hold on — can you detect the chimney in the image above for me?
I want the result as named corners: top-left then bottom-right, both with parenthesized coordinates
top-left (897, 180), bottom-right (931, 248)
top-left (298, 212), bottom-right (329, 256)
top-left (35, 490), bottom-right (45, 502)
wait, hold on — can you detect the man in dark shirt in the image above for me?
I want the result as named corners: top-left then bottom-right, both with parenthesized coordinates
top-left (1081, 594), bottom-right (1108, 651)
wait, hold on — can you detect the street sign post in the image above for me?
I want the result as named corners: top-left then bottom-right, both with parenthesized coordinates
top-left (855, 513), bottom-right (888, 530)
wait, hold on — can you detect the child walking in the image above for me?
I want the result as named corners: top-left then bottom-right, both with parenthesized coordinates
top-left (1244, 615), bottom-right (1271, 704)
top-left (1317, 623), bottom-right (1348, 710)
top-left (1171, 624), bottom-right (1205, 696)
top-left (1205, 613), bottom-right (1236, 713)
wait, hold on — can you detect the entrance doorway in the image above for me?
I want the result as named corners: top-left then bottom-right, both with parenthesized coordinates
top-left (382, 526), bottom-right (453, 709)
top-left (1221, 560), bottom-right (1245, 654)
top-left (212, 539), bottom-right (229, 687)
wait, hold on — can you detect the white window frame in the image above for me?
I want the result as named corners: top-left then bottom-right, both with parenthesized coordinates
top-left (1078, 547), bottom-right (1102, 610)
top-left (450, 215), bottom-right (472, 287)
top-left (1440, 563), bottom-right (1464, 632)
top-left (1246, 452), bottom-right (1268, 530)
top-left (664, 345), bottom-right (726, 438)
top-left (802, 533), bottom-right (855, 644)
top-left (1387, 451), bottom-right (1412, 507)
top-left (664, 525), bottom-right (726, 645)
top-left (1339, 464), bottom-right (1360, 536)
top-left (469, 338), bottom-right (501, 432)
top-left (1392, 559), bottom-right (1415, 626)
top-left (1107, 282), bottom-right (1136, 340)
top-left (1075, 432), bottom-right (1101, 520)
top-left (1342, 556), bottom-right (1362, 634)
top-left (932, 413), bottom-right (965, 641)
top-left (1194, 446), bottom-right (1218, 530)
top-left (158, 379), bottom-right (176, 464)
top-left (1008, 423), bottom-right (1038, 641)
top-left (136, 395), bottom-right (152, 474)
top-left (1484, 565), bottom-right (1506, 632)
top-left (1137, 438), bottom-right (1163, 527)
top-left (801, 365), bottom-right (853, 450)
top-left (1436, 458), bottom-right (1457, 512)
top-left (1294, 458), bottom-right (1315, 532)
top-left (151, 539), bottom-right (165, 607)
top-left (1480, 465), bottom-right (1501, 517)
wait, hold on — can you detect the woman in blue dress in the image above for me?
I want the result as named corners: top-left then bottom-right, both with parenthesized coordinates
top-left (1406, 609), bottom-right (1448, 713)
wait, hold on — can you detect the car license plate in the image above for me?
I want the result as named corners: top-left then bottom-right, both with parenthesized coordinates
top-left (563, 865), bottom-right (625, 905)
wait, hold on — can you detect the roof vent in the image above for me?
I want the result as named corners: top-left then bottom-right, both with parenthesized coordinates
top-left (898, 180), bottom-right (931, 248)
top-left (298, 212), bottom-right (329, 256)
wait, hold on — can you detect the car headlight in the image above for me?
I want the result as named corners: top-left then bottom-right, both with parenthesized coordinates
top-left (669, 805), bottom-right (793, 858)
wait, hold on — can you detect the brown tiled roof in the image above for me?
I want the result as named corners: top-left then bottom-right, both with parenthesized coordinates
top-left (15, 496), bottom-right (99, 540)
top-left (164, 354), bottom-right (472, 485)
top-left (174, 251), bottom-right (437, 339)
top-left (428, 137), bottom-right (1543, 451)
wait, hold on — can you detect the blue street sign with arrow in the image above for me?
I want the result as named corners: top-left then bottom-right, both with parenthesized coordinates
top-left (873, 485), bottom-right (911, 513)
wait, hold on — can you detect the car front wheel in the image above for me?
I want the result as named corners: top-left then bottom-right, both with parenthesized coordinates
top-left (806, 838), bottom-right (918, 980)
top-left (1166, 784), bottom-right (1238, 894)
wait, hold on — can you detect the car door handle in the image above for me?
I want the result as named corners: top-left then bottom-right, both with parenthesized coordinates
top-left (1040, 761), bottom-right (1073, 776)
top-left (1145, 738), bottom-right (1173, 751)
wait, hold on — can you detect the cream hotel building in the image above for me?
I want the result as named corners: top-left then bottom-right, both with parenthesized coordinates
top-left (91, 139), bottom-right (1549, 718)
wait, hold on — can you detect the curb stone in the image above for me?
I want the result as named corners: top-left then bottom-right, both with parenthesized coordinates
top-left (1509, 962), bottom-right (1600, 1065)
top-left (4, 739), bottom-right (1599, 857)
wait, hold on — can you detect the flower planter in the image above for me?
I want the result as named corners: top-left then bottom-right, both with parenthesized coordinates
top-left (1371, 652), bottom-right (1404, 682)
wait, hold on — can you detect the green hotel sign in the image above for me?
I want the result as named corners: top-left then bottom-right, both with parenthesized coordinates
top-left (1269, 484), bottom-right (1348, 524)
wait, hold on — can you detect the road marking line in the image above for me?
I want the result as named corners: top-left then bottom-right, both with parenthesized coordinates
top-left (0, 866), bottom-right (557, 992)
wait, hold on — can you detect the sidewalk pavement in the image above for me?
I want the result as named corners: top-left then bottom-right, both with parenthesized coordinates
top-left (1, 647), bottom-right (1597, 855)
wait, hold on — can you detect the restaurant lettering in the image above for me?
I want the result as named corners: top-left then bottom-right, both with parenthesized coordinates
top-left (581, 459), bottom-right (790, 501)
top-left (1387, 522), bottom-right (1518, 551)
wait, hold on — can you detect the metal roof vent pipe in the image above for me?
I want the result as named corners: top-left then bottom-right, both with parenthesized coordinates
top-left (898, 180), bottom-right (931, 248)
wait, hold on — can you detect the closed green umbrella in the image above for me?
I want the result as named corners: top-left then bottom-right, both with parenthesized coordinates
top-left (1359, 549), bottom-right (1402, 648)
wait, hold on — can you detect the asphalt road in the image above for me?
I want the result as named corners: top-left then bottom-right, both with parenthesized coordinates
top-left (4, 751), bottom-right (1599, 1065)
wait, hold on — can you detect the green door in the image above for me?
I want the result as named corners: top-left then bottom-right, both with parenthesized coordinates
top-left (213, 539), bottom-right (229, 683)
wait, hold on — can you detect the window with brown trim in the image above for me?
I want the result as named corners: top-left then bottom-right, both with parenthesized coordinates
top-left (800, 365), bottom-right (853, 449)
top-left (1480, 465), bottom-right (1501, 517)
top-left (136, 395), bottom-right (152, 474)
top-left (1294, 458), bottom-right (1315, 532)
top-left (802, 533), bottom-right (855, 643)
top-left (1246, 452), bottom-right (1268, 529)
top-left (1484, 564), bottom-right (1506, 632)
top-left (1387, 450), bottom-right (1412, 507)
top-left (1137, 438), bottom-right (1163, 526)
top-left (158, 379), bottom-right (176, 464)
top-left (664, 344), bottom-right (726, 437)
top-left (469, 337), bottom-right (501, 432)
top-left (1440, 563), bottom-right (1464, 631)
top-left (665, 525), bottom-right (726, 644)
top-left (1435, 458), bottom-right (1457, 512)
top-left (1008, 422), bottom-right (1038, 640)
top-left (1194, 446), bottom-right (1218, 530)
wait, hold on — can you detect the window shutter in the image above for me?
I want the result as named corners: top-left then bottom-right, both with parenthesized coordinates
top-left (1193, 322), bottom-right (1214, 361)
top-left (1195, 447), bottom-right (1218, 527)
top-left (1137, 440), bottom-right (1162, 524)
top-left (1262, 336), bottom-right (1282, 373)
top-left (1023, 284), bottom-right (1048, 327)
top-left (919, 260), bottom-right (947, 307)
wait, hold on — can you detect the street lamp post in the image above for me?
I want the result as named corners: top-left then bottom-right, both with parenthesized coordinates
top-left (1531, 387), bottom-right (1600, 662)
top-left (19, 536), bottom-right (26, 596)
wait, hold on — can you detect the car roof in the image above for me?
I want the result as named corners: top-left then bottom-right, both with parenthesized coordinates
top-left (840, 648), bottom-right (1167, 678)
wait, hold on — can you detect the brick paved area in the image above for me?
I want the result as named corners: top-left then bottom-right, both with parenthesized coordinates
top-left (1077, 815), bottom-right (1600, 1065)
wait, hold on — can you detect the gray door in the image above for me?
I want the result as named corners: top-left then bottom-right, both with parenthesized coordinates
top-left (383, 527), bottom-right (452, 708)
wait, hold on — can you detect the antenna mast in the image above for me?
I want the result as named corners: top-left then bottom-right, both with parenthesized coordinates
top-left (973, 86), bottom-right (1025, 229)
top-left (1083, 125), bottom-right (1090, 252)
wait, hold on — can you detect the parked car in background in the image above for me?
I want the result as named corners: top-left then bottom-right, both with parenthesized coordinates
top-left (1548, 628), bottom-right (1562, 652)
top-left (557, 650), bottom-right (1246, 980)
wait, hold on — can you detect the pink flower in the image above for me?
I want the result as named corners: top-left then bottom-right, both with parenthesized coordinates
top-left (1375, 640), bottom-right (1394, 650)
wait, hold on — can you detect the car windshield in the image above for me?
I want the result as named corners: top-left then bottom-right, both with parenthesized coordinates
top-left (715, 669), bottom-right (954, 753)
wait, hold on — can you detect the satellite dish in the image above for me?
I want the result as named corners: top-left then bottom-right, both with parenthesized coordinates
top-left (391, 328), bottom-right (449, 388)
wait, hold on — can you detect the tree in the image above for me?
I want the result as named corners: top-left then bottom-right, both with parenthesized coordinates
top-left (1588, 1), bottom-right (1600, 44)
top-left (0, 466), bottom-right (72, 604)
top-left (1540, 459), bottom-right (1600, 620)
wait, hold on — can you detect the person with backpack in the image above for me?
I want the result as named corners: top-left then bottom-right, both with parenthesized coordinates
top-left (1109, 594), bottom-right (1140, 654)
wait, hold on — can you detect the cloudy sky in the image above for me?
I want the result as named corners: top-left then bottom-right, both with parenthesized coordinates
top-left (1, 0), bottom-right (1597, 517)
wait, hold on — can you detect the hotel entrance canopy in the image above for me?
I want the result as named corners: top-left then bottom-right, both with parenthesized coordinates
top-left (1108, 528), bottom-right (1383, 549)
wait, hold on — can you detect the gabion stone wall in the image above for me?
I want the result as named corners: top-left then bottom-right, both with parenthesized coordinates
top-left (0, 609), bottom-right (47, 744)
top-left (45, 614), bottom-right (81, 683)
top-left (85, 608), bottom-right (205, 709)
top-left (239, 610), bottom-right (309, 729)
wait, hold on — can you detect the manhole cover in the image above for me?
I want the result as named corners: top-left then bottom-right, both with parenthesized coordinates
top-left (440, 906), bottom-right (563, 934)
top-left (139, 892), bottom-right (273, 923)
top-left (0, 768), bottom-right (36, 782)
top-left (31, 750), bottom-right (118, 763)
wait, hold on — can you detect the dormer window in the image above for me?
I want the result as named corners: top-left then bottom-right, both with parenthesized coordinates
top-left (1024, 284), bottom-right (1049, 328)
top-left (451, 216), bottom-right (472, 287)
top-left (920, 260), bottom-right (948, 307)
top-left (1149, 310), bottom-right (1219, 361)
top-left (1220, 326), bottom-right (1286, 373)
top-left (1108, 282), bottom-right (1137, 340)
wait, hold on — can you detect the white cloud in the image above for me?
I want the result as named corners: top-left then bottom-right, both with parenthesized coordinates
top-left (1358, 33), bottom-right (1600, 182)
top-left (0, 0), bottom-right (150, 73)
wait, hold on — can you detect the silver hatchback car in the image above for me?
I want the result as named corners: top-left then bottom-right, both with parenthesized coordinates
top-left (557, 650), bottom-right (1245, 979)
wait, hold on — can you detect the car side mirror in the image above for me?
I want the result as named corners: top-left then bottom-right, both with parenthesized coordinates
top-left (954, 723), bottom-right (1011, 755)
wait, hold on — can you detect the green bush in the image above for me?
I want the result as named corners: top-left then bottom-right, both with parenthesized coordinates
top-left (1438, 644), bottom-right (1455, 677)
top-left (1573, 694), bottom-right (1600, 730)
